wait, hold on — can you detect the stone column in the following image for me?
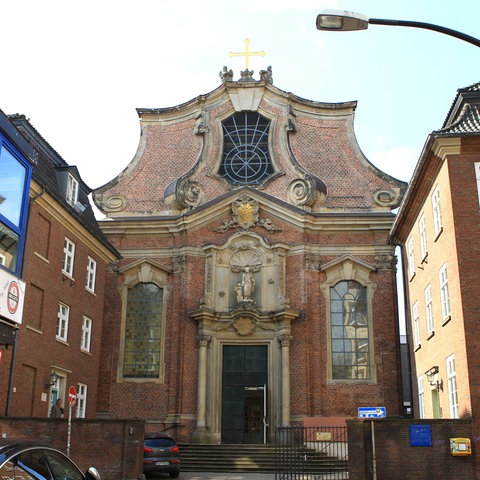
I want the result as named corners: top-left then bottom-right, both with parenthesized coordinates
top-left (279, 334), bottom-right (292, 426)
top-left (192, 334), bottom-right (211, 443)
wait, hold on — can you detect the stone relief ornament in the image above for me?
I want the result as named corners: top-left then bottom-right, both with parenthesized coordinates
top-left (233, 316), bottom-right (256, 336)
top-left (375, 254), bottom-right (396, 270)
top-left (288, 175), bottom-right (327, 207)
top-left (176, 178), bottom-right (204, 209)
top-left (373, 188), bottom-right (402, 208)
top-left (288, 178), bottom-right (315, 206)
top-left (172, 254), bottom-right (186, 273)
top-left (98, 193), bottom-right (127, 212)
top-left (305, 254), bottom-right (321, 272)
top-left (285, 105), bottom-right (297, 132)
top-left (214, 194), bottom-right (281, 232)
top-left (194, 111), bottom-right (208, 135)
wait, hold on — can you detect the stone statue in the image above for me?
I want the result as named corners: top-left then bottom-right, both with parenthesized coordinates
top-left (234, 267), bottom-right (256, 303)
top-left (219, 66), bottom-right (233, 82)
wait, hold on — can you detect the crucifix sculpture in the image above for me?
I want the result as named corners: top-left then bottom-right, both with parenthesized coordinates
top-left (228, 39), bottom-right (266, 69)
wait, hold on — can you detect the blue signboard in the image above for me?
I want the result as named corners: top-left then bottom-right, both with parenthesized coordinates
top-left (410, 424), bottom-right (432, 447)
top-left (358, 406), bottom-right (386, 418)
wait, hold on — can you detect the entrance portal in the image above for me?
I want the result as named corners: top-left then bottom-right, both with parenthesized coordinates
top-left (222, 345), bottom-right (268, 444)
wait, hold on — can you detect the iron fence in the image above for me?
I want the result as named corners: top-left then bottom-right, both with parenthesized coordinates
top-left (275, 425), bottom-right (349, 480)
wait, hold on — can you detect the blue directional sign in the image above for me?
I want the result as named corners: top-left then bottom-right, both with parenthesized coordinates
top-left (358, 406), bottom-right (386, 418)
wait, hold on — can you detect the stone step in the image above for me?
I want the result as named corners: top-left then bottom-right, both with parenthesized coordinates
top-left (179, 444), bottom-right (348, 474)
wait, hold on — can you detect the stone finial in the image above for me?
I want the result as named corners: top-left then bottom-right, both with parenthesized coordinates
top-left (239, 69), bottom-right (255, 82)
top-left (259, 66), bottom-right (273, 84)
top-left (219, 66), bottom-right (234, 83)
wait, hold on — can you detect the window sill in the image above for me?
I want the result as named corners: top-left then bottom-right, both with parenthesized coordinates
top-left (34, 251), bottom-right (49, 264)
top-left (434, 227), bottom-right (444, 242)
top-left (85, 287), bottom-right (97, 296)
top-left (409, 271), bottom-right (416, 282)
top-left (55, 338), bottom-right (70, 346)
top-left (442, 315), bottom-right (452, 327)
top-left (61, 273), bottom-right (75, 285)
top-left (414, 344), bottom-right (422, 352)
top-left (427, 331), bottom-right (435, 340)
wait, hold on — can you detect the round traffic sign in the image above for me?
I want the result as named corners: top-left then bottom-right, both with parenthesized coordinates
top-left (68, 386), bottom-right (77, 407)
top-left (7, 281), bottom-right (20, 314)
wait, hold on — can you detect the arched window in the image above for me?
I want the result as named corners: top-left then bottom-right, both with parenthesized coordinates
top-left (219, 112), bottom-right (273, 185)
top-left (330, 280), bottom-right (370, 380)
top-left (123, 282), bottom-right (163, 378)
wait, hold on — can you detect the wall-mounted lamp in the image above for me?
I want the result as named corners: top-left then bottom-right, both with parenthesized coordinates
top-left (426, 366), bottom-right (443, 392)
top-left (45, 372), bottom-right (58, 390)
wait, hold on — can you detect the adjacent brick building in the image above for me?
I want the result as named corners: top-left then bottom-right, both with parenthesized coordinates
top-left (0, 115), bottom-right (119, 418)
top-left (93, 68), bottom-right (407, 443)
top-left (390, 82), bottom-right (480, 468)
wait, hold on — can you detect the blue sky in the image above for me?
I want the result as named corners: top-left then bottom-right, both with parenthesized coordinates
top-left (1, 0), bottom-right (478, 190)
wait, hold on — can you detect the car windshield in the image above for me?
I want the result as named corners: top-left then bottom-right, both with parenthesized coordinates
top-left (9, 449), bottom-right (84, 480)
top-left (145, 438), bottom-right (176, 448)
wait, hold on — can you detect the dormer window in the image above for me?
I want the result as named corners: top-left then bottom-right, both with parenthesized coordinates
top-left (66, 173), bottom-right (79, 206)
top-left (219, 112), bottom-right (273, 185)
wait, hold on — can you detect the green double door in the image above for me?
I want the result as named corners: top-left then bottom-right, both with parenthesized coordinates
top-left (222, 345), bottom-right (268, 444)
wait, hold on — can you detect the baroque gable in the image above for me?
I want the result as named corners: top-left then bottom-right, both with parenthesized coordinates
top-left (93, 71), bottom-right (406, 218)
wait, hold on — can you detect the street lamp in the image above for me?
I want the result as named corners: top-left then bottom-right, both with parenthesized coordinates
top-left (316, 9), bottom-right (480, 48)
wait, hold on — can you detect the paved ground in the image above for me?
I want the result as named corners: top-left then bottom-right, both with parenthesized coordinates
top-left (179, 474), bottom-right (276, 479)
top-left (151, 473), bottom-right (276, 480)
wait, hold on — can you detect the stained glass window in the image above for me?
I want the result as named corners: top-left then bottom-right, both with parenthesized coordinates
top-left (330, 280), bottom-right (370, 380)
top-left (123, 283), bottom-right (163, 378)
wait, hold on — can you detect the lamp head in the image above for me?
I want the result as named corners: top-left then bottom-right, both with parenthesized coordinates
top-left (316, 10), bottom-right (369, 31)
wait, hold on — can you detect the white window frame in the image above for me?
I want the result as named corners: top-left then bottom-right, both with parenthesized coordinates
top-left (417, 376), bottom-right (425, 419)
top-left (76, 383), bottom-right (87, 418)
top-left (439, 263), bottom-right (451, 320)
top-left (85, 256), bottom-right (97, 293)
top-left (446, 355), bottom-right (459, 419)
top-left (56, 302), bottom-right (69, 342)
top-left (81, 316), bottom-right (92, 352)
top-left (475, 162), bottom-right (480, 206)
top-left (412, 302), bottom-right (420, 348)
top-left (419, 213), bottom-right (427, 260)
top-left (62, 237), bottom-right (75, 277)
top-left (66, 173), bottom-right (79, 207)
top-left (407, 237), bottom-right (415, 279)
top-left (432, 186), bottom-right (443, 237)
top-left (425, 284), bottom-right (434, 335)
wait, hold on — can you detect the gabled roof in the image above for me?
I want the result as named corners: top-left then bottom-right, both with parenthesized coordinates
top-left (8, 114), bottom-right (120, 259)
top-left (436, 82), bottom-right (480, 135)
top-left (390, 82), bottom-right (480, 245)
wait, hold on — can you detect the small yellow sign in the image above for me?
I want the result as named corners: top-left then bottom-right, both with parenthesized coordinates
top-left (316, 432), bottom-right (332, 441)
top-left (450, 438), bottom-right (472, 456)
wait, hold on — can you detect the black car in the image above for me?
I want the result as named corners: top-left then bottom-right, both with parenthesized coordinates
top-left (143, 432), bottom-right (180, 478)
top-left (0, 439), bottom-right (101, 479)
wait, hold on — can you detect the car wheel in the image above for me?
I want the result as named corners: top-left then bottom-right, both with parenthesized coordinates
top-left (169, 471), bottom-right (180, 478)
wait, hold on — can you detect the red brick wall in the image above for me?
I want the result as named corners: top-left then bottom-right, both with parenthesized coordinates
top-left (0, 199), bottom-right (112, 419)
top-left (0, 417), bottom-right (145, 480)
top-left (348, 418), bottom-right (475, 480)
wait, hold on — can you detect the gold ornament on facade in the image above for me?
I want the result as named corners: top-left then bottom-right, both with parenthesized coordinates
top-left (214, 194), bottom-right (281, 232)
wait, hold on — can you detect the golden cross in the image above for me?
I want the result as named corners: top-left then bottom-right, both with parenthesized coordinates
top-left (228, 39), bottom-right (265, 70)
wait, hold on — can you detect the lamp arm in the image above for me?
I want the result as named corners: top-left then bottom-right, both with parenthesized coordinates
top-left (369, 18), bottom-right (480, 48)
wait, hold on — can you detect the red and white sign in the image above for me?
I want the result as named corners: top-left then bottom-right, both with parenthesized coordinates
top-left (68, 386), bottom-right (77, 407)
top-left (0, 270), bottom-right (26, 324)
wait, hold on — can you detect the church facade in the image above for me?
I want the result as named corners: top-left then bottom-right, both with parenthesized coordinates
top-left (93, 67), bottom-right (407, 443)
